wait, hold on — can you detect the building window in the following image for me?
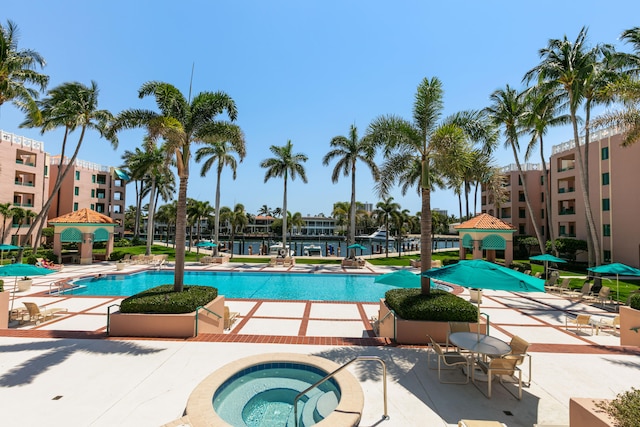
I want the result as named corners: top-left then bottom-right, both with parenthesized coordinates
top-left (604, 250), bottom-right (612, 263)
top-left (518, 175), bottom-right (522, 186)
top-left (90, 204), bottom-right (94, 210)
top-left (559, 225), bottom-right (566, 236)
top-left (601, 146), bottom-right (609, 160)
top-left (602, 198), bottom-right (610, 211)
top-left (73, 202), bottom-right (78, 211)
top-left (44, 165), bottom-right (48, 176)
top-left (519, 208), bottom-right (526, 219)
top-left (74, 186), bottom-right (79, 196)
top-left (603, 224), bottom-right (611, 237)
top-left (541, 225), bottom-right (545, 236)
top-left (602, 172), bottom-right (610, 185)
top-left (541, 192), bottom-right (544, 202)
top-left (518, 224), bottom-right (526, 234)
top-left (541, 209), bottom-right (545, 219)
top-left (540, 175), bottom-right (544, 185)
top-left (75, 171), bottom-right (80, 180)
top-left (92, 174), bottom-right (96, 183)
top-left (518, 192), bottom-right (525, 202)
top-left (91, 189), bottom-right (95, 198)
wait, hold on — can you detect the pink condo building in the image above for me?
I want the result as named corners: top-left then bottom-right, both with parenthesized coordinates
top-left (550, 127), bottom-right (640, 268)
top-left (0, 130), bottom-right (50, 246)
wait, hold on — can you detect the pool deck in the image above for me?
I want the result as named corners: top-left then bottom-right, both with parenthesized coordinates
top-left (1, 259), bottom-right (639, 426)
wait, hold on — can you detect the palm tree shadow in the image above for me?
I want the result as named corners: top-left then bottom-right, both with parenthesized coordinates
top-left (0, 339), bottom-right (164, 387)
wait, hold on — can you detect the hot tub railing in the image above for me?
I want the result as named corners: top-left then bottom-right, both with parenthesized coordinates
top-left (293, 355), bottom-right (389, 426)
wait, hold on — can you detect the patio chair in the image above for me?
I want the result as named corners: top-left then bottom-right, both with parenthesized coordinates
top-left (22, 302), bottom-right (68, 325)
top-left (475, 356), bottom-right (522, 399)
top-left (594, 286), bottom-right (612, 308)
top-left (224, 306), bottom-right (239, 330)
top-left (505, 335), bottom-right (531, 386)
top-left (427, 335), bottom-right (471, 384)
top-left (565, 281), bottom-right (593, 300)
top-left (544, 271), bottom-right (560, 288)
top-left (546, 277), bottom-right (570, 293)
top-left (565, 314), bottom-right (593, 335)
top-left (533, 272), bottom-right (542, 278)
top-left (446, 321), bottom-right (471, 351)
top-left (121, 254), bottom-right (132, 263)
top-left (593, 315), bottom-right (620, 335)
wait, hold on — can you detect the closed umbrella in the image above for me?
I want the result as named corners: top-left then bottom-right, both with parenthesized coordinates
top-left (530, 254), bottom-right (566, 280)
top-left (587, 263), bottom-right (640, 310)
top-left (423, 259), bottom-right (545, 339)
top-left (0, 263), bottom-right (56, 312)
top-left (0, 244), bottom-right (21, 264)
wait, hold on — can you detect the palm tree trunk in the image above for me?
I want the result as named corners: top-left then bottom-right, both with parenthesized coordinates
top-left (569, 108), bottom-right (601, 266)
top-left (173, 174), bottom-right (188, 292)
top-left (420, 159), bottom-right (432, 295)
top-left (134, 181), bottom-right (142, 239)
top-left (539, 136), bottom-right (558, 255)
top-left (145, 177), bottom-right (157, 256)
top-left (349, 161), bottom-right (357, 258)
top-left (464, 180), bottom-right (471, 218)
top-left (510, 143), bottom-right (545, 254)
top-left (214, 166), bottom-right (222, 256)
top-left (282, 173), bottom-right (288, 252)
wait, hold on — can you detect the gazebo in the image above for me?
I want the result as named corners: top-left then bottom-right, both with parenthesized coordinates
top-left (48, 208), bottom-right (118, 265)
top-left (454, 213), bottom-right (516, 266)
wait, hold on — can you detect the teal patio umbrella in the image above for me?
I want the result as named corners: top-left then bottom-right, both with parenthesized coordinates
top-left (0, 263), bottom-right (56, 312)
top-left (195, 241), bottom-right (218, 248)
top-left (347, 243), bottom-right (367, 257)
top-left (0, 244), bottom-right (21, 264)
top-left (587, 263), bottom-right (640, 309)
top-left (530, 254), bottom-right (566, 280)
top-left (423, 259), bottom-right (545, 338)
top-left (374, 270), bottom-right (420, 288)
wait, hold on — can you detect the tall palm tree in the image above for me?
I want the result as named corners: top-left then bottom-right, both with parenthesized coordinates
top-left (524, 27), bottom-right (604, 266)
top-left (522, 85), bottom-right (571, 255)
top-left (260, 140), bottom-right (308, 253)
top-left (120, 148), bottom-right (147, 238)
top-left (188, 200), bottom-right (214, 248)
top-left (195, 127), bottom-right (246, 254)
top-left (367, 77), bottom-right (453, 294)
top-left (374, 197), bottom-right (401, 258)
top-left (331, 201), bottom-right (350, 237)
top-left (290, 211), bottom-right (304, 235)
top-left (20, 81), bottom-right (114, 250)
top-left (0, 202), bottom-right (13, 244)
top-left (156, 201), bottom-right (177, 246)
top-left (0, 20), bottom-right (48, 118)
top-left (257, 205), bottom-right (272, 217)
top-left (323, 124), bottom-right (379, 257)
top-left (486, 85), bottom-right (545, 254)
top-left (11, 207), bottom-right (35, 245)
top-left (110, 81), bottom-right (238, 292)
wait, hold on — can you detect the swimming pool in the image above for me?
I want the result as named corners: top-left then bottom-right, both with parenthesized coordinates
top-left (69, 271), bottom-right (418, 302)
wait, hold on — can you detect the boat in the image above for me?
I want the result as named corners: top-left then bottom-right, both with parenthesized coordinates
top-left (303, 244), bottom-right (323, 257)
top-left (269, 243), bottom-right (294, 257)
top-left (357, 228), bottom-right (395, 241)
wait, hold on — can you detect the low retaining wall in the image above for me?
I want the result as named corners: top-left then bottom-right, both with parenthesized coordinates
top-left (620, 306), bottom-right (640, 346)
top-left (378, 299), bottom-right (486, 345)
top-left (569, 398), bottom-right (614, 427)
top-left (109, 295), bottom-right (225, 338)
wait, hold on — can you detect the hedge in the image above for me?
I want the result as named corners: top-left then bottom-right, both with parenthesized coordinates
top-left (120, 285), bottom-right (218, 314)
top-left (385, 288), bottom-right (477, 322)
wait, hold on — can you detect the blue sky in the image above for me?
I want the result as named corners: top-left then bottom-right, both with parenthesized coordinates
top-left (2, 1), bottom-right (639, 218)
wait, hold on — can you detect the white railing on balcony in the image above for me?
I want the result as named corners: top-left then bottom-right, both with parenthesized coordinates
top-left (551, 126), bottom-right (622, 155)
top-left (0, 130), bottom-right (45, 152)
top-left (50, 156), bottom-right (111, 172)
top-left (499, 163), bottom-right (542, 173)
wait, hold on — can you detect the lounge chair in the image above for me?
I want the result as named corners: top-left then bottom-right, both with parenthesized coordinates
top-left (427, 335), bottom-right (471, 384)
top-left (458, 420), bottom-right (508, 427)
top-left (475, 356), bottom-right (522, 399)
top-left (121, 254), bottom-right (132, 263)
top-left (565, 281), bottom-right (593, 300)
top-left (35, 257), bottom-right (63, 271)
top-left (592, 286), bottom-right (612, 308)
top-left (547, 277), bottom-right (571, 294)
top-left (224, 306), bottom-right (239, 330)
top-left (565, 314), bottom-right (593, 335)
top-left (592, 315), bottom-right (620, 335)
top-left (22, 302), bottom-right (68, 325)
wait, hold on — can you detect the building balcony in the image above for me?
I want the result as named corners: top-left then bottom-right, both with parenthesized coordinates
top-left (557, 187), bottom-right (575, 194)
top-left (14, 181), bottom-right (35, 187)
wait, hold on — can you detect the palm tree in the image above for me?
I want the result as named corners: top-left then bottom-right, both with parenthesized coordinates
top-left (257, 205), bottom-right (272, 217)
top-left (110, 81), bottom-right (238, 292)
top-left (0, 202), bottom-right (13, 244)
top-left (524, 27), bottom-right (605, 266)
top-left (195, 127), bottom-right (246, 254)
top-left (323, 124), bottom-right (379, 257)
top-left (367, 77), bottom-right (452, 294)
top-left (11, 207), bottom-right (35, 245)
top-left (486, 85), bottom-right (545, 254)
top-left (374, 197), bottom-right (401, 258)
top-left (156, 201), bottom-right (177, 246)
top-left (187, 200), bottom-right (214, 252)
top-left (221, 203), bottom-right (247, 259)
top-left (290, 211), bottom-right (304, 235)
top-left (121, 148), bottom-right (147, 238)
top-left (20, 81), bottom-right (114, 250)
top-left (0, 20), bottom-right (48, 118)
top-left (522, 85), bottom-right (571, 255)
top-left (331, 201), bottom-right (350, 237)
top-left (260, 140), bottom-right (308, 253)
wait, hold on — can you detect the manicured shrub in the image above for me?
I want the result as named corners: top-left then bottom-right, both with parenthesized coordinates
top-left (597, 387), bottom-right (640, 427)
top-left (120, 285), bottom-right (218, 314)
top-left (385, 288), bottom-right (477, 322)
top-left (630, 293), bottom-right (640, 310)
top-left (443, 258), bottom-right (459, 266)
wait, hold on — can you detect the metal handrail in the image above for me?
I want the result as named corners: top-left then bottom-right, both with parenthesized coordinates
top-left (194, 305), bottom-right (222, 336)
top-left (106, 304), bottom-right (120, 335)
top-left (480, 312), bottom-right (490, 335)
top-left (293, 356), bottom-right (389, 427)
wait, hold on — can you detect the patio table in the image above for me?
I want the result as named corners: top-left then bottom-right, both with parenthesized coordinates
top-left (449, 332), bottom-right (511, 381)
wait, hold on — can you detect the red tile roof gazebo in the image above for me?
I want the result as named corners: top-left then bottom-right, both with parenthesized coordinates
top-left (48, 208), bottom-right (117, 264)
top-left (454, 213), bottom-right (517, 266)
